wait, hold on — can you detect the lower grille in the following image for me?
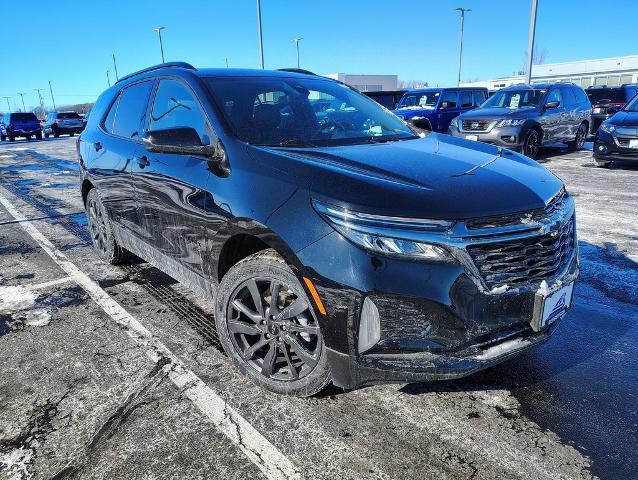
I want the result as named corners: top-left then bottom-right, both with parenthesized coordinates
top-left (466, 215), bottom-right (575, 289)
top-left (616, 137), bottom-right (636, 148)
top-left (462, 119), bottom-right (491, 131)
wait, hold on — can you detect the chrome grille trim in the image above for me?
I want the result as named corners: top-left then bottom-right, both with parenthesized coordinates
top-left (461, 119), bottom-right (492, 132)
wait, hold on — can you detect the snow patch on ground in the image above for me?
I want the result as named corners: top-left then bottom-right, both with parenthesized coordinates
top-left (0, 446), bottom-right (33, 480)
top-left (474, 337), bottom-right (532, 360)
top-left (0, 286), bottom-right (36, 313)
top-left (25, 309), bottom-right (51, 327)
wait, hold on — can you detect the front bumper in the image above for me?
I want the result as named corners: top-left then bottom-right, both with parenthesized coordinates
top-left (448, 124), bottom-right (524, 149)
top-left (593, 132), bottom-right (638, 163)
top-left (298, 195), bottom-right (578, 389)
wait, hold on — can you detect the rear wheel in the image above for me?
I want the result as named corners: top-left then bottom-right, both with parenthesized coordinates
top-left (85, 188), bottom-right (130, 265)
top-left (522, 129), bottom-right (541, 159)
top-left (0, 135), bottom-right (5, 142)
top-left (216, 249), bottom-right (331, 397)
top-left (568, 123), bottom-right (587, 150)
top-left (69, 131), bottom-right (75, 137)
top-left (26, 135), bottom-right (32, 141)
top-left (53, 126), bottom-right (60, 138)
top-left (8, 135), bottom-right (15, 142)
top-left (35, 132), bottom-right (42, 140)
top-left (44, 131), bottom-right (50, 138)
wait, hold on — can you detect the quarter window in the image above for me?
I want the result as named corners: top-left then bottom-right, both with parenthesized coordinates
top-left (460, 91), bottom-right (473, 108)
top-left (473, 90), bottom-right (486, 106)
top-left (102, 95), bottom-right (120, 134)
top-left (441, 91), bottom-right (458, 108)
top-left (150, 79), bottom-right (210, 144)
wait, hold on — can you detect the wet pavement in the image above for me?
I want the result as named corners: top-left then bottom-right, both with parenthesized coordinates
top-left (0, 137), bottom-right (636, 480)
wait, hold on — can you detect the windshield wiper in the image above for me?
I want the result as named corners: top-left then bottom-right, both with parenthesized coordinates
top-left (366, 135), bottom-right (415, 144)
top-left (276, 139), bottom-right (318, 148)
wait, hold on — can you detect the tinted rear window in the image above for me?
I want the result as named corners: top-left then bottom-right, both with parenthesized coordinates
top-left (10, 113), bottom-right (38, 121)
top-left (586, 89), bottom-right (626, 104)
top-left (57, 112), bottom-right (81, 119)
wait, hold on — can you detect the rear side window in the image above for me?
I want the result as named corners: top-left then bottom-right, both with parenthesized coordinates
top-left (473, 90), bottom-right (487, 106)
top-left (57, 112), bottom-right (80, 119)
top-left (573, 87), bottom-right (589, 105)
top-left (112, 81), bottom-right (154, 139)
top-left (560, 87), bottom-right (576, 107)
top-left (460, 91), bottom-right (473, 108)
top-left (441, 91), bottom-right (458, 108)
top-left (149, 78), bottom-right (209, 144)
top-left (546, 89), bottom-right (561, 106)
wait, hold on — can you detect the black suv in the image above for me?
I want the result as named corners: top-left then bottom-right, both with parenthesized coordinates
top-left (43, 111), bottom-right (84, 138)
top-left (593, 92), bottom-right (638, 167)
top-left (586, 84), bottom-right (638, 134)
top-left (79, 63), bottom-right (578, 396)
top-left (448, 83), bottom-right (592, 159)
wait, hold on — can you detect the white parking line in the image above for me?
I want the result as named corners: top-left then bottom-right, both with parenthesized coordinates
top-left (0, 186), bottom-right (303, 480)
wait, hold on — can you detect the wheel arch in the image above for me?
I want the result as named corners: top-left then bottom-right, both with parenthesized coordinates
top-left (81, 179), bottom-right (94, 206)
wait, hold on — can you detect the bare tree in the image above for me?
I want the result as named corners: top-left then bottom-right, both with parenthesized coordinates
top-left (522, 47), bottom-right (549, 74)
top-left (398, 79), bottom-right (429, 89)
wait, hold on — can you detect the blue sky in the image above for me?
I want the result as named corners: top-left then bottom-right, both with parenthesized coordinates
top-left (1, 0), bottom-right (637, 110)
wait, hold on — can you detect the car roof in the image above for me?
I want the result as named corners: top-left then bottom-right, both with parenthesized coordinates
top-left (404, 87), bottom-right (485, 94)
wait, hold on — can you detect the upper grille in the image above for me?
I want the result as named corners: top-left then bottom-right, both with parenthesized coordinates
top-left (466, 188), bottom-right (567, 230)
top-left (466, 215), bottom-right (575, 289)
top-left (462, 119), bottom-right (491, 131)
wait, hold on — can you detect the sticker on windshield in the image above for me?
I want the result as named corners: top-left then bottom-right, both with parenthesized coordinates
top-left (510, 94), bottom-right (520, 109)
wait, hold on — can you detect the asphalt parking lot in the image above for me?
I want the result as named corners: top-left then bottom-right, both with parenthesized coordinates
top-left (0, 137), bottom-right (636, 480)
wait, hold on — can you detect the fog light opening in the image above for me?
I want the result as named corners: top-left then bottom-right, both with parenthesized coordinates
top-left (358, 297), bottom-right (380, 354)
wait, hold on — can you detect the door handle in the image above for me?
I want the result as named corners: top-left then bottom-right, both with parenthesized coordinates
top-left (94, 141), bottom-right (102, 151)
top-left (137, 155), bottom-right (150, 168)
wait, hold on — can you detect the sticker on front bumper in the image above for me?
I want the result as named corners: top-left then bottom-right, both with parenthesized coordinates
top-left (465, 135), bottom-right (479, 141)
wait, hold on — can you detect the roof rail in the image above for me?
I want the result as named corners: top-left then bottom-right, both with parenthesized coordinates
top-left (115, 62), bottom-right (196, 85)
top-left (277, 68), bottom-right (317, 76)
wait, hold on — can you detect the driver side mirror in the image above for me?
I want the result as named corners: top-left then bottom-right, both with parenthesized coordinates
top-left (544, 100), bottom-right (560, 110)
top-left (142, 127), bottom-right (214, 156)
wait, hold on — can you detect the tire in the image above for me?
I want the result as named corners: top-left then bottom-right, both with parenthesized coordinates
top-left (522, 129), bottom-right (541, 159)
top-left (8, 135), bottom-right (15, 142)
top-left (26, 135), bottom-right (32, 141)
top-left (85, 188), bottom-right (130, 265)
top-left (215, 249), bottom-right (332, 397)
top-left (53, 126), bottom-right (60, 138)
top-left (595, 160), bottom-right (611, 168)
top-left (69, 132), bottom-right (75, 137)
top-left (568, 123), bottom-right (587, 150)
top-left (44, 132), bottom-right (50, 138)
top-left (0, 135), bottom-right (5, 142)
top-left (36, 133), bottom-right (42, 140)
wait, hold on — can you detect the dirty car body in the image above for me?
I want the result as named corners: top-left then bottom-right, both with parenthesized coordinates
top-left (78, 63), bottom-right (578, 393)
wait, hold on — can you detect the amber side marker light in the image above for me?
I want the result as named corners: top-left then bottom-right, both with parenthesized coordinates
top-left (303, 277), bottom-right (327, 316)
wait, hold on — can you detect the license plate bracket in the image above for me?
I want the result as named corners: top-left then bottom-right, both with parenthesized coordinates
top-left (629, 139), bottom-right (638, 149)
top-left (531, 282), bottom-right (575, 332)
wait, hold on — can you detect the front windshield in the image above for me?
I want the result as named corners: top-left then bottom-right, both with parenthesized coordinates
top-left (205, 76), bottom-right (416, 147)
top-left (624, 94), bottom-right (638, 112)
top-left (396, 91), bottom-right (440, 109)
top-left (481, 89), bottom-right (546, 109)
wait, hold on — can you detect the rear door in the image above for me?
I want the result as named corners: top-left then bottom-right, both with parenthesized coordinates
top-left (131, 77), bottom-right (214, 280)
top-left (559, 87), bottom-right (579, 139)
top-left (85, 80), bottom-right (154, 232)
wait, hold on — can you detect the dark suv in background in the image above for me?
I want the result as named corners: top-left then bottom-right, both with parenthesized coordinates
top-left (79, 63), bottom-right (578, 396)
top-left (393, 87), bottom-right (488, 132)
top-left (43, 111), bottom-right (84, 138)
top-left (363, 90), bottom-right (406, 110)
top-left (0, 112), bottom-right (42, 141)
top-left (448, 83), bottom-right (591, 159)
top-left (586, 84), bottom-right (638, 134)
top-left (593, 92), bottom-right (638, 167)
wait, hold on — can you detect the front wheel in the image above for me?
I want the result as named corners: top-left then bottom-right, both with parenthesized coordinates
top-left (522, 129), bottom-right (541, 159)
top-left (0, 135), bottom-right (5, 142)
top-left (85, 188), bottom-right (130, 264)
top-left (568, 123), bottom-right (587, 150)
top-left (215, 249), bottom-right (332, 397)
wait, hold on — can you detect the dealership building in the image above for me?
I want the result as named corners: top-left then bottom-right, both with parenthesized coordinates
top-left (322, 73), bottom-right (398, 92)
top-left (460, 54), bottom-right (638, 90)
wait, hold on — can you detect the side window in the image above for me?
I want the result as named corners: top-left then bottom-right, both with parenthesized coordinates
top-left (112, 81), bottom-right (153, 139)
top-left (102, 95), bottom-right (120, 134)
top-left (473, 90), bottom-right (487, 106)
top-left (441, 91), bottom-right (458, 108)
top-left (560, 87), bottom-right (576, 107)
top-left (150, 79), bottom-right (209, 144)
top-left (573, 87), bottom-right (588, 104)
top-left (546, 89), bottom-right (561, 106)
top-left (460, 91), bottom-right (473, 108)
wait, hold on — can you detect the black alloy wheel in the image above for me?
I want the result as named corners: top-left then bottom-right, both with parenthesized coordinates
top-left (216, 249), bottom-right (331, 396)
top-left (85, 189), bottom-right (130, 264)
top-left (571, 123), bottom-right (587, 150)
top-left (522, 129), bottom-right (540, 159)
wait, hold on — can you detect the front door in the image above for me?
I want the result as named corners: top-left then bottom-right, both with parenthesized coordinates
top-left (540, 88), bottom-right (565, 143)
top-left (131, 77), bottom-right (214, 285)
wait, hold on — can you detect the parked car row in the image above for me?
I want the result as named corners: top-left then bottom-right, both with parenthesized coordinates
top-left (0, 110), bottom-right (85, 141)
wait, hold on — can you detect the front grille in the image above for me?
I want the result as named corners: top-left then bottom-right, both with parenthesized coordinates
top-left (462, 119), bottom-right (491, 131)
top-left (466, 188), bottom-right (567, 230)
top-left (616, 137), bottom-right (636, 148)
top-left (466, 215), bottom-right (575, 289)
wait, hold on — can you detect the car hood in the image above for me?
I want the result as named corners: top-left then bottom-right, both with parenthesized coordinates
top-left (251, 133), bottom-right (563, 220)
top-left (460, 107), bottom-right (539, 121)
top-left (609, 110), bottom-right (638, 126)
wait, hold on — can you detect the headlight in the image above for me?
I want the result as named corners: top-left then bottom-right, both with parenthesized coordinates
top-left (312, 201), bottom-right (456, 262)
top-left (599, 122), bottom-right (616, 134)
top-left (496, 119), bottom-right (526, 128)
top-left (450, 116), bottom-right (460, 129)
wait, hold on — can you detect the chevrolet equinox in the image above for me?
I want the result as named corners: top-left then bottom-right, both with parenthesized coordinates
top-left (78, 63), bottom-right (579, 396)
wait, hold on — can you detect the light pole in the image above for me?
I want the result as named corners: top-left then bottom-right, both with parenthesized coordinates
top-left (17, 92), bottom-right (26, 112)
top-left (153, 26), bottom-right (166, 63)
top-left (256, 0), bottom-right (264, 69)
top-left (292, 36), bottom-right (303, 69)
top-left (524, 0), bottom-right (538, 85)
top-left (455, 7), bottom-right (471, 87)
top-left (225, 57), bottom-right (229, 68)
top-left (3, 97), bottom-right (11, 113)
top-left (48, 81), bottom-right (57, 111)
top-left (106, 70), bottom-right (111, 88)
top-left (112, 53), bottom-right (119, 81)
top-left (34, 89), bottom-right (45, 116)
